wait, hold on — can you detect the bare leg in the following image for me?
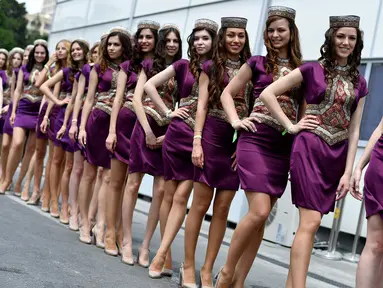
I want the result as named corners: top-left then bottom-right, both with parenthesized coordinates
top-left (93, 168), bottom-right (110, 248)
top-left (121, 172), bottom-right (144, 263)
top-left (0, 134), bottom-right (12, 184)
top-left (0, 128), bottom-right (28, 193)
top-left (149, 180), bottom-right (193, 275)
top-left (139, 176), bottom-right (166, 266)
top-left (49, 145), bottom-right (65, 218)
top-left (104, 159), bottom-right (127, 255)
top-left (21, 152), bottom-right (36, 201)
top-left (89, 167), bottom-right (102, 225)
top-left (183, 182), bottom-right (214, 284)
top-left (78, 160), bottom-right (97, 243)
top-left (217, 192), bottom-right (277, 288)
top-left (356, 214), bottom-right (383, 288)
top-left (38, 140), bottom-right (53, 210)
top-left (68, 151), bottom-right (84, 231)
top-left (59, 151), bottom-right (74, 224)
top-left (284, 207), bottom-right (321, 288)
top-left (14, 135), bottom-right (36, 194)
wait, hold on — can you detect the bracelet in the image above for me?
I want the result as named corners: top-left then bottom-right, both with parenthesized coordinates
top-left (71, 119), bottom-right (78, 123)
top-left (44, 64), bottom-right (49, 71)
top-left (231, 119), bottom-right (241, 128)
top-left (165, 109), bottom-right (172, 119)
top-left (43, 115), bottom-right (48, 119)
top-left (193, 135), bottom-right (202, 140)
top-left (282, 124), bottom-right (294, 135)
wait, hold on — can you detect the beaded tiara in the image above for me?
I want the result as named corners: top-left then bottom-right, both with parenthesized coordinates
top-left (268, 6), bottom-right (296, 21)
top-left (34, 39), bottom-right (48, 47)
top-left (109, 26), bottom-right (132, 38)
top-left (0, 49), bottom-right (8, 56)
top-left (74, 38), bottom-right (90, 48)
top-left (160, 23), bottom-right (180, 33)
top-left (330, 15), bottom-right (360, 28)
top-left (221, 17), bottom-right (248, 29)
top-left (100, 32), bottom-right (109, 40)
top-left (10, 47), bottom-right (24, 56)
top-left (137, 20), bottom-right (160, 31)
top-left (195, 18), bottom-right (219, 33)
top-left (25, 45), bottom-right (34, 51)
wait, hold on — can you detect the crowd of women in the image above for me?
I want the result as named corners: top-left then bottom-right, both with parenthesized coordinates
top-left (0, 5), bottom-right (382, 288)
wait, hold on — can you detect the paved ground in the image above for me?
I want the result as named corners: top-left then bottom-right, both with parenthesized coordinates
top-left (0, 193), bottom-right (357, 288)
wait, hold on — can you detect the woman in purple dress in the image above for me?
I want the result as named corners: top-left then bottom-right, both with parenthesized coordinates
top-left (40, 40), bottom-right (90, 224)
top-left (27, 40), bottom-right (71, 209)
top-left (33, 39), bottom-right (71, 215)
top-left (0, 40), bottom-right (49, 194)
top-left (68, 40), bottom-right (102, 231)
top-left (0, 49), bottom-right (8, 71)
top-left (120, 24), bottom-right (181, 267)
top-left (77, 27), bottom-right (133, 245)
top-left (144, 19), bottom-right (219, 282)
top-left (351, 117), bottom-right (383, 287)
top-left (216, 7), bottom-right (315, 287)
top-left (104, 20), bottom-right (159, 257)
top-left (259, 15), bottom-right (367, 288)
top-left (0, 48), bottom-right (23, 187)
top-left (175, 17), bottom-right (251, 287)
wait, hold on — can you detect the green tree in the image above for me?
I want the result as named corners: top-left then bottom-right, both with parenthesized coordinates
top-left (0, 0), bottom-right (28, 49)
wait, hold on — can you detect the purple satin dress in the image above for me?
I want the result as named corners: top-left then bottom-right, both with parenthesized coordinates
top-left (3, 68), bottom-right (21, 135)
top-left (364, 133), bottom-right (383, 220)
top-left (237, 56), bottom-right (297, 197)
top-left (194, 60), bottom-right (251, 191)
top-left (291, 62), bottom-right (368, 214)
top-left (0, 70), bottom-right (9, 135)
top-left (113, 60), bottom-right (138, 165)
top-left (84, 63), bottom-right (119, 169)
top-left (14, 65), bottom-right (43, 130)
top-left (162, 59), bottom-right (197, 181)
top-left (129, 59), bottom-right (176, 176)
top-left (53, 67), bottom-right (75, 152)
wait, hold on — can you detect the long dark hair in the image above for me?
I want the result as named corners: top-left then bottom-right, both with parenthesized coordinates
top-left (187, 27), bottom-right (217, 79)
top-left (70, 40), bottom-right (90, 72)
top-left (26, 44), bottom-right (49, 72)
top-left (134, 28), bottom-right (158, 62)
top-left (69, 40), bottom-right (90, 82)
top-left (148, 28), bottom-right (182, 78)
top-left (99, 31), bottom-right (133, 73)
top-left (263, 16), bottom-right (302, 76)
top-left (319, 27), bottom-right (363, 86)
top-left (0, 52), bottom-right (8, 70)
top-left (208, 27), bottom-right (251, 107)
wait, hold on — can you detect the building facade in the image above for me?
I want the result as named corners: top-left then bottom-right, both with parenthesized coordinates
top-left (49, 0), bottom-right (383, 239)
top-left (41, 0), bottom-right (56, 18)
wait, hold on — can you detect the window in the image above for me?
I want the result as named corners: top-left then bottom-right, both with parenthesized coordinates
top-left (360, 63), bottom-right (383, 140)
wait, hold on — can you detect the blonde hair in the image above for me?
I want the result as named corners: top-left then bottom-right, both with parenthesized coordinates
top-left (53, 39), bottom-right (71, 75)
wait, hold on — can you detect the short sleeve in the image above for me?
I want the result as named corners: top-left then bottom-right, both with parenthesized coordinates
top-left (358, 75), bottom-right (368, 98)
top-left (75, 71), bottom-right (81, 82)
top-left (141, 59), bottom-right (153, 75)
top-left (202, 60), bottom-right (213, 77)
top-left (21, 65), bottom-right (27, 74)
top-left (298, 62), bottom-right (316, 84)
top-left (62, 67), bottom-right (71, 82)
top-left (81, 64), bottom-right (91, 78)
top-left (92, 64), bottom-right (101, 75)
top-left (120, 60), bottom-right (133, 74)
top-left (247, 56), bottom-right (261, 72)
top-left (172, 59), bottom-right (188, 74)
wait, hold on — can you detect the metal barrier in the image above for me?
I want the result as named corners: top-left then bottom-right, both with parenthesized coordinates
top-left (315, 198), bottom-right (346, 260)
top-left (343, 199), bottom-right (365, 263)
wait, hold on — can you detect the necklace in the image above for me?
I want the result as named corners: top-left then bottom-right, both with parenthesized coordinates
top-left (278, 57), bottom-right (290, 64)
top-left (226, 58), bottom-right (241, 69)
top-left (334, 65), bottom-right (350, 72)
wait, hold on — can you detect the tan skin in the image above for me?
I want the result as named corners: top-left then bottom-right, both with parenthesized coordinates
top-left (0, 53), bottom-right (22, 187)
top-left (103, 28), bottom-right (156, 256)
top-left (350, 117), bottom-right (383, 287)
top-left (215, 19), bottom-right (317, 288)
top-left (38, 41), bottom-right (71, 218)
top-left (120, 31), bottom-right (179, 266)
top-left (145, 30), bottom-right (213, 280)
top-left (28, 46), bottom-right (59, 208)
top-left (77, 35), bottom-right (124, 245)
top-left (256, 27), bottom-right (364, 288)
top-left (0, 53), bottom-right (6, 70)
top-left (0, 46), bottom-right (46, 194)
